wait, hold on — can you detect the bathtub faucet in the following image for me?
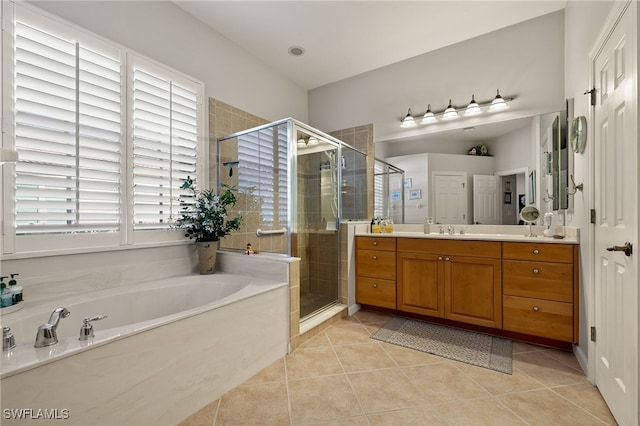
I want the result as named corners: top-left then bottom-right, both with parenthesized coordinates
top-left (34, 307), bottom-right (70, 348)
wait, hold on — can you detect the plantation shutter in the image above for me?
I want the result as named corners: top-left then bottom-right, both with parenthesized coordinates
top-left (373, 161), bottom-right (384, 218)
top-left (14, 20), bottom-right (122, 235)
top-left (132, 67), bottom-right (199, 230)
top-left (237, 124), bottom-right (288, 227)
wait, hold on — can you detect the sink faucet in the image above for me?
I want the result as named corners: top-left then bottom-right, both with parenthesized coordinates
top-left (448, 225), bottom-right (455, 235)
top-left (34, 307), bottom-right (70, 348)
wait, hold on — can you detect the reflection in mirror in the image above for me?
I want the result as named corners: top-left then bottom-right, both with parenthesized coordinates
top-left (552, 111), bottom-right (569, 210)
top-left (378, 111), bottom-right (566, 224)
top-left (539, 109), bottom-right (569, 219)
top-left (374, 158), bottom-right (405, 224)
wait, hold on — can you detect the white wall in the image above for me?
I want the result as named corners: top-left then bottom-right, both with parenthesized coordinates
top-left (309, 10), bottom-right (565, 145)
top-left (489, 126), bottom-right (534, 176)
top-left (28, 0), bottom-right (308, 122)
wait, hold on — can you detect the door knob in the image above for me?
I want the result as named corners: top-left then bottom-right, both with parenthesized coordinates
top-left (606, 242), bottom-right (633, 257)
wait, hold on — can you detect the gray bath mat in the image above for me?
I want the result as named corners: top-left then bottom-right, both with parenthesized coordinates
top-left (372, 316), bottom-right (512, 374)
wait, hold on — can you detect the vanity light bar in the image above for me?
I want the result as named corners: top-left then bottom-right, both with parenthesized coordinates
top-left (400, 90), bottom-right (515, 128)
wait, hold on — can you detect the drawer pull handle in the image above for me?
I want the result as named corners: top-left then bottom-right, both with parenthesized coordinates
top-left (372, 241), bottom-right (378, 246)
top-left (372, 283), bottom-right (378, 288)
top-left (533, 306), bottom-right (540, 312)
top-left (532, 268), bottom-right (540, 274)
top-left (533, 249), bottom-right (540, 255)
top-left (444, 257), bottom-right (450, 261)
top-left (372, 255), bottom-right (378, 260)
top-left (438, 256), bottom-right (443, 260)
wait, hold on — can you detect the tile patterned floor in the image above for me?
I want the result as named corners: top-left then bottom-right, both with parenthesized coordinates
top-left (179, 310), bottom-right (617, 426)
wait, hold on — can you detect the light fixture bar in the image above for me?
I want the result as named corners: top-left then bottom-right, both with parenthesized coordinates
top-left (400, 91), bottom-right (515, 127)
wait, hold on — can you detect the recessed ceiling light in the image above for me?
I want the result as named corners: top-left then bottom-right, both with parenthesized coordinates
top-left (288, 46), bottom-right (305, 57)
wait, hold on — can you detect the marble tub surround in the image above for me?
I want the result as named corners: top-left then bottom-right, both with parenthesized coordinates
top-left (359, 223), bottom-right (579, 244)
top-left (179, 310), bottom-right (616, 426)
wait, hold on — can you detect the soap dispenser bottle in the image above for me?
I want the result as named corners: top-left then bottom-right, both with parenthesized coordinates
top-left (0, 281), bottom-right (12, 308)
top-left (8, 274), bottom-right (22, 304)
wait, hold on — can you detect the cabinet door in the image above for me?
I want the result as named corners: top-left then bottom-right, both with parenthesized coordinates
top-left (397, 252), bottom-right (444, 317)
top-left (445, 256), bottom-right (502, 328)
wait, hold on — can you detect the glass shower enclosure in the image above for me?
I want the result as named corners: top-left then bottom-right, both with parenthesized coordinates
top-left (217, 119), bottom-right (368, 320)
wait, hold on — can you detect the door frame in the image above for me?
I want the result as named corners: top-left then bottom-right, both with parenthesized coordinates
top-left (587, 0), bottom-right (638, 418)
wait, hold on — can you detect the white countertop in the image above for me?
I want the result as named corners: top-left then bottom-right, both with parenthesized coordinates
top-left (354, 224), bottom-right (579, 244)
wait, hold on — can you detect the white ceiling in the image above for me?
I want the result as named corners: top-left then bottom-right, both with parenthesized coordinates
top-left (172, 1), bottom-right (566, 91)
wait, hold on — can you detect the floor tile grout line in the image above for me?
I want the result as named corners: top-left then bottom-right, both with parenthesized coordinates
top-left (547, 385), bottom-right (613, 425)
top-left (447, 360), bottom-right (499, 398)
top-left (325, 323), bottom-right (370, 423)
top-left (283, 355), bottom-right (294, 426)
top-left (493, 393), bottom-right (533, 426)
top-left (537, 348), bottom-right (587, 374)
top-left (210, 398), bottom-right (221, 426)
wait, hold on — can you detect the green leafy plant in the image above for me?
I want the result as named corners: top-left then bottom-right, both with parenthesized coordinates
top-left (173, 177), bottom-right (242, 242)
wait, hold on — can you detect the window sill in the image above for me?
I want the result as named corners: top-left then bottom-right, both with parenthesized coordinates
top-left (1, 239), bottom-right (193, 261)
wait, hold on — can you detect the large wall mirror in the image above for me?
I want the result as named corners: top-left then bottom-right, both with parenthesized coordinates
top-left (376, 109), bottom-right (571, 224)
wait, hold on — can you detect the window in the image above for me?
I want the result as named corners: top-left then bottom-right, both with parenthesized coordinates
top-left (2, 3), bottom-right (205, 256)
top-left (373, 160), bottom-right (385, 218)
top-left (14, 20), bottom-right (123, 235)
top-left (131, 62), bottom-right (200, 231)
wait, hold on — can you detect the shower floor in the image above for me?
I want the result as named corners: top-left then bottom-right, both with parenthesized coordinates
top-left (300, 292), bottom-right (338, 319)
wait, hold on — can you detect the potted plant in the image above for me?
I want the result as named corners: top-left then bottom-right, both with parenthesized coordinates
top-left (173, 177), bottom-right (242, 274)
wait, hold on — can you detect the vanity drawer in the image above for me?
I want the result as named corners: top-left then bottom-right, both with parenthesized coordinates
top-left (357, 250), bottom-right (396, 280)
top-left (397, 238), bottom-right (501, 259)
top-left (356, 276), bottom-right (396, 309)
top-left (503, 295), bottom-right (573, 342)
top-left (502, 242), bottom-right (573, 263)
top-left (503, 260), bottom-right (573, 302)
top-left (356, 236), bottom-right (396, 252)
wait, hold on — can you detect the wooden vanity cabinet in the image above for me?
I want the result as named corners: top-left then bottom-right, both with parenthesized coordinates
top-left (356, 237), bottom-right (397, 309)
top-left (397, 239), bottom-right (502, 328)
top-left (502, 242), bottom-right (578, 342)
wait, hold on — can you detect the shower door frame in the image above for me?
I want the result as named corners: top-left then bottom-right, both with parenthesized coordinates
top-left (291, 121), bottom-right (344, 320)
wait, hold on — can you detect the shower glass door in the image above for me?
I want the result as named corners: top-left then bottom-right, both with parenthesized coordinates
top-left (295, 128), bottom-right (340, 319)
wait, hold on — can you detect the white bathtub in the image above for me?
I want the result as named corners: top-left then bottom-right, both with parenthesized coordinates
top-left (0, 270), bottom-right (290, 425)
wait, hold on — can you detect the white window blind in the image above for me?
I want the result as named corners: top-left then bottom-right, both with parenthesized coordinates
top-left (237, 125), bottom-right (288, 227)
top-left (132, 67), bottom-right (199, 230)
top-left (373, 161), bottom-right (384, 218)
top-left (14, 20), bottom-right (122, 235)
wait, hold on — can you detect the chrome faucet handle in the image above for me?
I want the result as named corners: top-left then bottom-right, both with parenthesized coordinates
top-left (3, 327), bottom-right (16, 351)
top-left (79, 315), bottom-right (108, 341)
top-left (34, 307), bottom-right (70, 348)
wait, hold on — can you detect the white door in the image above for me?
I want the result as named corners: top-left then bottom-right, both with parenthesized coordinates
top-left (433, 173), bottom-right (467, 224)
top-left (473, 175), bottom-right (500, 225)
top-left (593, 2), bottom-right (638, 425)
